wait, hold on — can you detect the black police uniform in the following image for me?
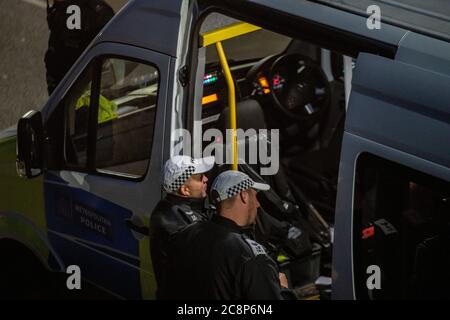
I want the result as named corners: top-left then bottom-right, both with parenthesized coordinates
top-left (45, 0), bottom-right (114, 94)
top-left (149, 193), bottom-right (211, 299)
top-left (165, 214), bottom-right (290, 300)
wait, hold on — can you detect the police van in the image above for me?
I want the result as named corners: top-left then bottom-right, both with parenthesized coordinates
top-left (1, 0), bottom-right (450, 299)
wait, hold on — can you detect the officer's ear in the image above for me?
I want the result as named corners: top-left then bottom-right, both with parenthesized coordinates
top-left (239, 190), bottom-right (249, 204)
top-left (179, 184), bottom-right (190, 197)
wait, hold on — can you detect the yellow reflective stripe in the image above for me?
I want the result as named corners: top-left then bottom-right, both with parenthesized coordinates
top-left (139, 240), bottom-right (156, 299)
top-left (215, 41), bottom-right (238, 170)
top-left (200, 22), bottom-right (261, 47)
top-left (0, 137), bottom-right (49, 266)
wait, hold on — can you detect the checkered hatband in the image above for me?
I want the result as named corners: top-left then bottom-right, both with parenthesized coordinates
top-left (226, 178), bottom-right (254, 198)
top-left (169, 166), bottom-right (196, 192)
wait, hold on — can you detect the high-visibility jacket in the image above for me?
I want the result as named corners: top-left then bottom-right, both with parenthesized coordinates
top-left (75, 90), bottom-right (118, 124)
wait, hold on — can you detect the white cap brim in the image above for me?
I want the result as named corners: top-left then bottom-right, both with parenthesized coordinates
top-left (193, 156), bottom-right (215, 174)
top-left (252, 181), bottom-right (270, 191)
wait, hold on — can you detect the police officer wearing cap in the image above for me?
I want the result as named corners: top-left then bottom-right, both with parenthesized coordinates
top-left (165, 170), bottom-right (294, 300)
top-left (150, 155), bottom-right (215, 299)
top-left (45, 0), bottom-right (114, 94)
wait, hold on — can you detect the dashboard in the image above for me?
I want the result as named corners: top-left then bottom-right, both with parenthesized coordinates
top-left (201, 53), bottom-right (332, 132)
top-left (200, 67), bottom-right (229, 129)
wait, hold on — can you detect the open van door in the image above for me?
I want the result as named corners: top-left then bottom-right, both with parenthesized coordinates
top-left (42, 42), bottom-right (170, 299)
top-left (333, 33), bottom-right (450, 299)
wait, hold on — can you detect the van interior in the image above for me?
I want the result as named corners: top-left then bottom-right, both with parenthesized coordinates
top-left (193, 15), bottom-right (349, 300)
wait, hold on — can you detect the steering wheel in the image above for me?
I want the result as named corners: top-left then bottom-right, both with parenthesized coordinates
top-left (268, 53), bottom-right (331, 121)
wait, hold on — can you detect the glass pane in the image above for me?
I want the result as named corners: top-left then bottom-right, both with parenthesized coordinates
top-left (201, 14), bottom-right (291, 64)
top-left (353, 153), bottom-right (450, 299)
top-left (64, 64), bottom-right (94, 168)
top-left (95, 58), bottom-right (159, 178)
top-left (205, 29), bottom-right (291, 64)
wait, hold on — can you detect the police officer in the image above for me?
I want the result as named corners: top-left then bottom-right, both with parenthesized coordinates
top-left (149, 155), bottom-right (215, 299)
top-left (166, 170), bottom-right (293, 300)
top-left (45, 0), bottom-right (114, 94)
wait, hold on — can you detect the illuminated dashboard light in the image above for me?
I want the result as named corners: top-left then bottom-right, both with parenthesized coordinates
top-left (259, 76), bottom-right (269, 87)
top-left (362, 226), bottom-right (375, 239)
top-left (258, 76), bottom-right (270, 94)
top-left (202, 93), bottom-right (218, 105)
top-left (203, 76), bottom-right (218, 85)
top-left (203, 72), bottom-right (219, 85)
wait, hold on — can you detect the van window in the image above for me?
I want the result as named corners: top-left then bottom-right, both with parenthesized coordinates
top-left (353, 153), bottom-right (450, 299)
top-left (61, 57), bottom-right (159, 178)
top-left (94, 58), bottom-right (159, 178)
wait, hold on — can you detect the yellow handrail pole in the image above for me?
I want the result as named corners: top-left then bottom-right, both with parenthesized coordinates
top-left (215, 41), bottom-right (238, 170)
top-left (200, 22), bottom-right (261, 171)
top-left (201, 23), bottom-right (261, 47)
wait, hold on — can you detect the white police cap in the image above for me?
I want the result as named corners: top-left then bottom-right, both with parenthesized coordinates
top-left (162, 155), bottom-right (215, 193)
top-left (210, 170), bottom-right (270, 203)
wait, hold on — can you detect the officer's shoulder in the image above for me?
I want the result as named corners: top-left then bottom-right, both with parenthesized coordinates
top-left (222, 233), bottom-right (268, 257)
top-left (158, 196), bottom-right (185, 212)
top-left (150, 199), bottom-right (175, 221)
top-left (172, 202), bottom-right (192, 216)
top-left (241, 236), bottom-right (268, 257)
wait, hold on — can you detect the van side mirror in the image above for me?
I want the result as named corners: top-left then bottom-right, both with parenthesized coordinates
top-left (16, 110), bottom-right (44, 178)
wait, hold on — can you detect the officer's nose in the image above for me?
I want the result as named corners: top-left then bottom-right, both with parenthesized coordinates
top-left (202, 174), bottom-right (208, 183)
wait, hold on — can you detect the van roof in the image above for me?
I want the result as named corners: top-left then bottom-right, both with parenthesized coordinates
top-left (96, 0), bottom-right (409, 58)
top-left (317, 0), bottom-right (450, 43)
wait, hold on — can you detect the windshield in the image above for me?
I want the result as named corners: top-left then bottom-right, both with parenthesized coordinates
top-left (315, 0), bottom-right (450, 42)
top-left (201, 14), bottom-right (292, 64)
